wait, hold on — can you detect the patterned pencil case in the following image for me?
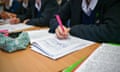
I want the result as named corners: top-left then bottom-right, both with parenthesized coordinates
top-left (0, 32), bottom-right (30, 52)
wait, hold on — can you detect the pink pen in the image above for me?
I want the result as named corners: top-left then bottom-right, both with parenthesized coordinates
top-left (0, 30), bottom-right (9, 36)
top-left (55, 15), bottom-right (64, 32)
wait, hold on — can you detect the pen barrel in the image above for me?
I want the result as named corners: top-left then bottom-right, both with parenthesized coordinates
top-left (55, 15), bottom-right (64, 32)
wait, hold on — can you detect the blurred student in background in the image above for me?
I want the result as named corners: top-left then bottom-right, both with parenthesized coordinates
top-left (0, 0), bottom-right (28, 23)
top-left (0, 0), bottom-right (17, 19)
top-left (22, 0), bottom-right (58, 26)
top-left (9, 0), bottom-right (58, 27)
top-left (9, 0), bottom-right (29, 24)
top-left (49, 0), bottom-right (120, 43)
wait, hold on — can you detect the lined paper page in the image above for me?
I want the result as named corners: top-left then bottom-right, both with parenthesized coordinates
top-left (74, 43), bottom-right (120, 72)
top-left (28, 30), bottom-right (94, 59)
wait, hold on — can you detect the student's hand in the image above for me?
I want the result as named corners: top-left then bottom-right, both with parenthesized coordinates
top-left (55, 26), bottom-right (70, 39)
top-left (7, 12), bottom-right (16, 18)
top-left (9, 17), bottom-right (20, 24)
top-left (0, 11), bottom-right (9, 19)
top-left (23, 19), bottom-right (30, 24)
top-left (0, 11), bottom-right (16, 19)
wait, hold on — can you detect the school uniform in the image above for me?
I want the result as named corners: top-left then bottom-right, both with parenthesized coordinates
top-left (3, 0), bottom-right (27, 21)
top-left (4, 0), bottom-right (25, 15)
top-left (24, 0), bottom-right (58, 26)
top-left (59, 0), bottom-right (68, 6)
top-left (49, 0), bottom-right (120, 43)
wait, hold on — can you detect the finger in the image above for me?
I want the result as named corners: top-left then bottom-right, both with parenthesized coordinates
top-left (64, 28), bottom-right (70, 37)
top-left (16, 18), bottom-right (20, 23)
top-left (57, 26), bottom-right (62, 32)
top-left (56, 26), bottom-right (69, 39)
top-left (56, 28), bottom-right (63, 39)
top-left (9, 19), bottom-right (14, 24)
top-left (60, 27), bottom-right (69, 39)
top-left (23, 19), bottom-right (30, 24)
top-left (56, 28), bottom-right (65, 39)
top-left (9, 18), bottom-right (16, 24)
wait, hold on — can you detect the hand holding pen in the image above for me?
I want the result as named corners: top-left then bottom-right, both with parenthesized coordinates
top-left (55, 26), bottom-right (70, 39)
top-left (55, 15), bottom-right (70, 39)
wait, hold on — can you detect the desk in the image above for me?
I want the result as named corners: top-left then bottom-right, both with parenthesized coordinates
top-left (0, 27), bottom-right (100, 72)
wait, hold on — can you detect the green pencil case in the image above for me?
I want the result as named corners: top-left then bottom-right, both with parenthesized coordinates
top-left (0, 32), bottom-right (30, 52)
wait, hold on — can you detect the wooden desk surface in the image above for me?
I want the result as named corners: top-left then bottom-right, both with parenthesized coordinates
top-left (0, 27), bottom-right (100, 72)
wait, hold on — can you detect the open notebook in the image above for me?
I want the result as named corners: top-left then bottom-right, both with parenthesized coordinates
top-left (74, 43), bottom-right (120, 72)
top-left (27, 29), bottom-right (94, 60)
top-left (0, 23), bottom-right (33, 32)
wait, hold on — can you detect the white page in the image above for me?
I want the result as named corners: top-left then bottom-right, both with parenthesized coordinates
top-left (75, 43), bottom-right (120, 72)
top-left (27, 29), bottom-right (53, 43)
top-left (0, 23), bottom-right (33, 32)
top-left (29, 30), bottom-right (94, 59)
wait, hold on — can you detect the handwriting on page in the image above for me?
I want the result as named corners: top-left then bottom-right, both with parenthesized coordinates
top-left (38, 37), bottom-right (79, 50)
top-left (33, 35), bottom-right (94, 57)
top-left (75, 44), bottom-right (120, 72)
top-left (30, 31), bottom-right (94, 59)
